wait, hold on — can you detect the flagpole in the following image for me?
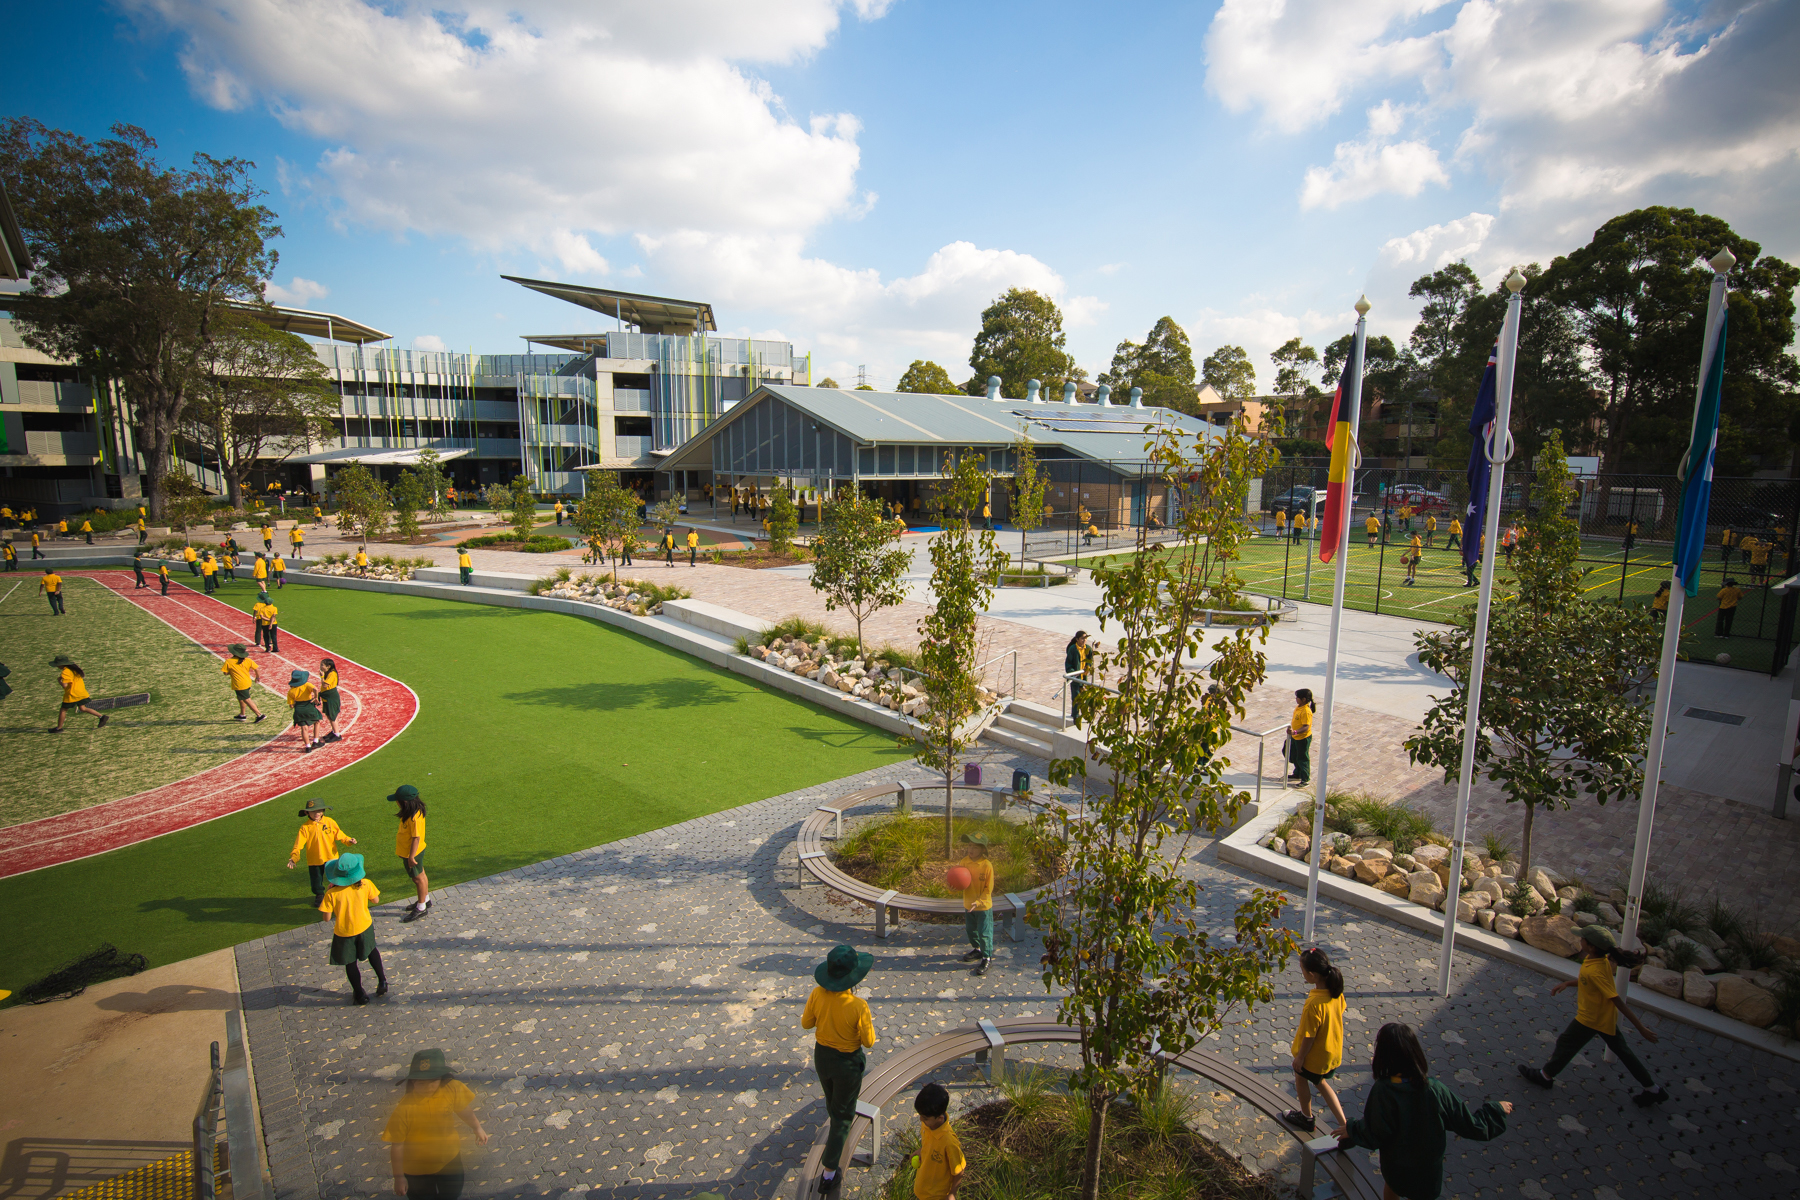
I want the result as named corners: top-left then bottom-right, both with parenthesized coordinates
top-left (1303, 295), bottom-right (1369, 941)
top-left (1436, 270), bottom-right (1526, 996)
top-left (1617, 247), bottom-right (1736, 997)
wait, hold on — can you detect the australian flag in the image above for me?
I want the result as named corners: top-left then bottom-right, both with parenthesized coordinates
top-left (1462, 339), bottom-right (1500, 576)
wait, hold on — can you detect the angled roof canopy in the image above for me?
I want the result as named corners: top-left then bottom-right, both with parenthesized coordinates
top-left (0, 179), bottom-right (32, 281)
top-left (289, 445), bottom-right (471, 466)
top-left (233, 302), bottom-right (390, 344)
top-left (503, 275), bottom-right (717, 336)
top-left (521, 333), bottom-right (611, 353)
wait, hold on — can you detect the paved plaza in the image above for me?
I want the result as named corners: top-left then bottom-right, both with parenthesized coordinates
top-left (238, 747), bottom-right (1800, 1200)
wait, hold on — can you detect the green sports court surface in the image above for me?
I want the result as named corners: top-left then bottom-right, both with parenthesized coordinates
top-left (0, 582), bottom-right (908, 998)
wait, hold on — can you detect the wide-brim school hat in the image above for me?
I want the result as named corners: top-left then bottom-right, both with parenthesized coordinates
top-left (324, 853), bottom-right (365, 886)
top-left (814, 943), bottom-right (873, 992)
top-left (298, 800), bottom-right (331, 817)
top-left (388, 784), bottom-right (420, 803)
top-left (290, 669), bottom-right (309, 685)
top-left (960, 833), bottom-right (990, 846)
top-left (49, 654), bottom-right (77, 667)
top-left (399, 1048), bottom-right (453, 1083)
top-left (227, 644), bottom-right (248, 657)
top-left (1577, 924), bottom-right (1617, 950)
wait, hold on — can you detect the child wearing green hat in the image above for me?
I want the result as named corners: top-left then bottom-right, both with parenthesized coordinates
top-left (382, 1048), bottom-right (488, 1200)
top-left (221, 644), bottom-right (266, 723)
top-left (1518, 923), bottom-right (1667, 1106)
top-left (316, 853), bottom-right (388, 1004)
top-left (953, 834), bottom-right (994, 976)
top-left (801, 944), bottom-right (877, 1194)
top-left (287, 670), bottom-right (323, 752)
top-left (287, 800), bottom-right (356, 900)
top-left (390, 785), bottom-right (431, 921)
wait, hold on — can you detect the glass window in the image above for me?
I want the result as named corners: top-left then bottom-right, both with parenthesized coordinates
top-left (857, 446), bottom-right (875, 476)
top-left (878, 445), bottom-right (895, 475)
top-left (898, 445), bottom-right (915, 475)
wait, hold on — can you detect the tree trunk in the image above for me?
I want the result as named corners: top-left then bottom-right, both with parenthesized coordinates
top-left (944, 766), bottom-right (954, 859)
top-left (143, 417), bottom-right (175, 522)
top-left (1078, 1086), bottom-right (1108, 1200)
top-left (1520, 803), bottom-right (1536, 880)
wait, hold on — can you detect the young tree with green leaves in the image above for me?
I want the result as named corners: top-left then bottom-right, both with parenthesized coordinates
top-left (895, 360), bottom-right (961, 394)
top-left (910, 451), bottom-right (1008, 857)
top-left (507, 476), bottom-right (538, 543)
top-left (816, 377), bottom-right (840, 389)
top-left (810, 488), bottom-right (911, 656)
top-left (767, 485), bottom-right (799, 554)
top-left (649, 498), bottom-right (682, 535)
top-left (331, 462), bottom-right (391, 546)
top-left (1405, 434), bottom-right (1661, 875)
top-left (1010, 427), bottom-right (1048, 563)
top-left (968, 288), bottom-right (1084, 400)
top-left (1036, 414), bottom-right (1294, 1200)
top-left (413, 447), bottom-right (452, 516)
top-left (1271, 336), bottom-right (1323, 431)
top-left (483, 483), bottom-right (510, 513)
top-left (392, 469), bottom-right (425, 543)
top-left (163, 472), bottom-right (212, 543)
top-left (0, 119), bottom-right (280, 519)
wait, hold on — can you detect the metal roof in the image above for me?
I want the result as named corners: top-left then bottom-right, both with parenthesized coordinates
top-left (234, 302), bottom-right (391, 344)
top-left (0, 179), bottom-right (32, 281)
top-left (522, 333), bottom-right (610, 353)
top-left (503, 276), bottom-right (717, 335)
top-left (660, 383), bottom-right (1213, 472)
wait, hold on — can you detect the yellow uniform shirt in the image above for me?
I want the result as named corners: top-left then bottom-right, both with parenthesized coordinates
top-left (60, 667), bottom-right (89, 703)
top-left (81, 521), bottom-right (92, 533)
top-left (382, 1079), bottom-right (478, 1176)
top-left (159, 564), bottom-right (170, 578)
top-left (355, 552), bottom-right (369, 567)
top-left (1719, 585), bottom-right (1743, 610)
top-left (1652, 591), bottom-right (1668, 614)
top-left (686, 532), bottom-right (698, 548)
top-left (201, 558), bottom-right (215, 576)
top-left (913, 1120), bottom-right (966, 1200)
top-left (261, 526), bottom-right (273, 541)
top-left (252, 602), bottom-right (268, 625)
top-left (800, 986), bottom-right (877, 1054)
top-left (1450, 520), bottom-right (1462, 536)
top-left (184, 546), bottom-right (198, 563)
top-left (1574, 954), bottom-right (1618, 1035)
top-left (396, 814), bottom-right (426, 858)
top-left (1275, 511), bottom-right (1287, 528)
top-left (272, 556), bottom-right (285, 572)
top-left (58, 521), bottom-right (68, 533)
top-left (458, 552), bottom-right (472, 569)
top-left (136, 519), bottom-right (145, 532)
top-left (1426, 516), bottom-right (1436, 531)
top-left (43, 573), bottom-right (62, 593)
top-left (221, 657), bottom-right (258, 690)
top-left (290, 528), bottom-right (304, 544)
top-left (1291, 703), bottom-right (1314, 739)
top-left (1291, 988), bottom-right (1346, 1075)
top-left (1752, 542), bottom-right (1770, 565)
top-left (318, 878), bottom-right (380, 938)
top-left (287, 682), bottom-right (316, 708)
top-left (1409, 536), bottom-right (1422, 553)
top-left (1721, 529), bottom-right (1736, 547)
top-left (1365, 516), bottom-right (1380, 535)
top-left (264, 605), bottom-right (278, 627)
top-left (956, 856), bottom-right (994, 912)
top-left (322, 669), bottom-right (340, 692)
top-left (1294, 513), bottom-right (1308, 530)
top-left (253, 559), bottom-right (267, 580)
top-left (290, 817), bottom-right (348, 866)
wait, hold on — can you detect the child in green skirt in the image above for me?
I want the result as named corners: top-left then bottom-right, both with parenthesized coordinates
top-left (317, 853), bottom-right (388, 1004)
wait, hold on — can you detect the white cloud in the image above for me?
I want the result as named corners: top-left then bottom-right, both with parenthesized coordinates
top-left (1377, 212), bottom-right (1495, 271)
top-left (264, 276), bottom-right (329, 305)
top-left (1299, 103), bottom-right (1449, 210)
top-left (1186, 304), bottom-right (1351, 390)
top-left (1095, 262), bottom-right (1126, 276)
top-left (413, 334), bottom-right (447, 352)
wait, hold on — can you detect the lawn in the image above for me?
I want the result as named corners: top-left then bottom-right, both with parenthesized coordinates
top-left (0, 574), bottom-right (287, 823)
top-left (0, 583), bottom-right (908, 998)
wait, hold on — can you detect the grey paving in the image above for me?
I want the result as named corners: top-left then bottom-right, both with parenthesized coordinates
top-left (240, 746), bottom-right (1800, 1200)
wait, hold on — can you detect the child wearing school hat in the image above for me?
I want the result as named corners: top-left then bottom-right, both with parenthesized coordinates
top-left (287, 800), bottom-right (356, 900)
top-left (801, 944), bottom-right (876, 1194)
top-left (316, 853), bottom-right (388, 1004)
top-left (1518, 923), bottom-right (1667, 1106)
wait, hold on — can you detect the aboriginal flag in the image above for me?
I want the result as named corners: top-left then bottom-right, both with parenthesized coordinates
top-left (1317, 340), bottom-right (1362, 563)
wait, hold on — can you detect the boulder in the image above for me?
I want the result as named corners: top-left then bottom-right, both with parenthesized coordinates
top-left (1456, 898), bottom-right (1479, 923)
top-left (1267, 837), bottom-right (1287, 856)
top-left (1520, 914), bottom-right (1583, 958)
top-left (1353, 859), bottom-right (1391, 884)
top-left (1328, 856), bottom-right (1357, 878)
top-left (1476, 909), bottom-right (1497, 931)
top-left (1363, 847), bottom-right (1395, 861)
top-left (1557, 886), bottom-right (1580, 902)
top-left (1596, 903), bottom-right (1623, 927)
top-left (1494, 913), bottom-right (1522, 939)
top-left (1570, 909), bottom-right (1598, 926)
top-left (1463, 890), bottom-right (1492, 911)
top-left (1637, 966), bottom-right (1683, 998)
top-left (1713, 976), bottom-right (1778, 1027)
top-left (1412, 844), bottom-right (1449, 866)
top-left (1392, 853), bottom-right (1419, 871)
top-left (1664, 932), bottom-right (1723, 973)
top-left (1682, 970), bottom-right (1715, 1009)
top-left (1474, 878), bottom-right (1505, 903)
top-left (1772, 935), bottom-right (1800, 959)
top-left (1527, 869), bottom-right (1558, 901)
top-left (1407, 871), bottom-right (1446, 909)
top-left (1537, 865), bottom-right (1568, 887)
top-left (1687, 927), bottom-right (1727, 951)
top-left (1375, 873), bottom-right (1412, 898)
top-left (1736, 968), bottom-right (1782, 991)
top-left (1286, 830), bottom-right (1312, 861)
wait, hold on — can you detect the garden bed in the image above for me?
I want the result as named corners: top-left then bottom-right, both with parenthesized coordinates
top-left (455, 533), bottom-right (573, 553)
top-left (708, 547), bottom-right (811, 569)
top-left (831, 813), bottom-right (1055, 902)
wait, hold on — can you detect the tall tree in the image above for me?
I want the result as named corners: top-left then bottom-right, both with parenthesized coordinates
top-left (810, 488), bottom-right (911, 655)
top-left (413, 447), bottom-right (453, 516)
top-left (183, 310), bottom-right (337, 507)
top-left (0, 119), bottom-right (280, 519)
top-left (1100, 316), bottom-right (1197, 411)
top-left (1408, 261), bottom-right (1484, 373)
top-left (1405, 435), bottom-right (1660, 875)
top-left (895, 360), bottom-right (961, 395)
top-left (392, 469), bottom-right (425, 543)
top-left (1038, 413), bottom-right (1293, 1200)
top-left (1322, 333), bottom-right (1415, 454)
top-left (331, 462), bottom-right (390, 546)
top-left (816, 376), bottom-right (840, 389)
top-left (1540, 206), bottom-right (1799, 475)
top-left (968, 288), bottom-right (1084, 400)
top-left (1201, 344), bottom-right (1257, 403)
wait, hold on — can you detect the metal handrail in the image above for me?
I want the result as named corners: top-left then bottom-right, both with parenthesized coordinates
top-left (1229, 723), bottom-right (1290, 813)
top-left (192, 1041), bottom-right (223, 1200)
top-left (974, 648), bottom-right (1019, 699)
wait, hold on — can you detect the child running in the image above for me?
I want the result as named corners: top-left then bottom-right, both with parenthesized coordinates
top-left (802, 944), bottom-right (877, 1195)
top-left (49, 655), bottom-right (109, 732)
top-left (390, 784), bottom-right (431, 921)
top-left (318, 657), bottom-right (343, 742)
top-left (221, 643), bottom-right (267, 723)
top-left (288, 669), bottom-right (323, 751)
top-left (316, 853), bottom-right (388, 1004)
top-left (383, 1049), bottom-right (488, 1200)
top-left (271, 552), bottom-right (286, 589)
top-left (1518, 924), bottom-right (1667, 1105)
top-left (910, 1082), bottom-right (965, 1200)
top-left (287, 800), bottom-right (355, 900)
top-left (1337, 1023), bottom-right (1510, 1200)
top-left (1284, 947), bottom-right (1348, 1134)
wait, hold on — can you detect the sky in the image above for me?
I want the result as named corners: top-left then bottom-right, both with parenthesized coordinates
top-left (5, 0), bottom-right (1797, 391)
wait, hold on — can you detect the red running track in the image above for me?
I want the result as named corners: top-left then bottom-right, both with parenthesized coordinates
top-left (0, 572), bottom-right (419, 878)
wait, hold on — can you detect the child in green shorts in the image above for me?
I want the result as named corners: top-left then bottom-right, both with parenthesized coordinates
top-left (910, 1081), bottom-right (965, 1200)
top-left (1284, 947), bottom-right (1348, 1133)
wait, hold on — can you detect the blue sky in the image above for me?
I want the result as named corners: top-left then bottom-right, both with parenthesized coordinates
top-left (6, 1), bottom-right (1796, 389)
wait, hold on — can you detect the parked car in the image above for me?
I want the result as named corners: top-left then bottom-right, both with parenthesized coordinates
top-left (1264, 486), bottom-right (1319, 515)
top-left (1385, 484), bottom-right (1451, 512)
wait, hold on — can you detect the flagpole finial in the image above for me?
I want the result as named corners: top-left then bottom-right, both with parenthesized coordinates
top-left (1710, 247), bottom-right (1737, 273)
top-left (1505, 269), bottom-right (1526, 294)
top-left (1354, 295), bottom-right (1371, 316)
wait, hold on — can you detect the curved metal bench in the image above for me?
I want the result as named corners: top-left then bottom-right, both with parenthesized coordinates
top-left (794, 782), bottom-right (1068, 941)
top-left (792, 1018), bottom-right (1383, 1200)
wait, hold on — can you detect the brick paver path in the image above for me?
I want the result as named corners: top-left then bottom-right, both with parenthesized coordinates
top-left (239, 743), bottom-right (1800, 1200)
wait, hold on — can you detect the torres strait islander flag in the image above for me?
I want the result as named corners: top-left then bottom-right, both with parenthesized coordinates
top-left (1317, 348), bottom-right (1360, 563)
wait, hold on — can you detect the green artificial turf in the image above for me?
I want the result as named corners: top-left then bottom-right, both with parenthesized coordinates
top-left (0, 575), bottom-right (288, 823)
top-left (0, 580), bottom-right (907, 998)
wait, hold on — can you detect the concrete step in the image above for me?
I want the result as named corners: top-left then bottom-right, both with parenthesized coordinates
top-left (994, 711), bottom-right (1060, 741)
top-left (981, 724), bottom-right (1055, 760)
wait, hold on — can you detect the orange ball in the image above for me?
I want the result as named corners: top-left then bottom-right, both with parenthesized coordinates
top-left (945, 865), bottom-right (972, 890)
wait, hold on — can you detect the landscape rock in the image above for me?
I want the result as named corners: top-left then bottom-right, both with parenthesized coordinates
top-left (1494, 913), bottom-right (1522, 939)
top-left (1637, 966), bottom-right (1684, 998)
top-left (1736, 969), bottom-right (1781, 991)
top-left (1327, 857), bottom-right (1356, 878)
top-left (1520, 914), bottom-right (1583, 958)
top-left (1463, 890), bottom-right (1492, 911)
top-left (1267, 837), bottom-right (1286, 856)
top-left (1375, 873), bottom-right (1412, 898)
top-left (1456, 898), bottom-right (1479, 923)
top-left (1557, 886), bottom-right (1580, 902)
top-left (1474, 878), bottom-right (1505, 903)
top-left (1596, 903), bottom-right (1623, 927)
top-left (1412, 844), bottom-right (1449, 867)
top-left (1570, 909), bottom-right (1598, 926)
top-left (1687, 927), bottom-right (1727, 951)
top-left (1538, 865), bottom-right (1568, 887)
top-left (1353, 859), bottom-right (1391, 884)
top-left (1664, 932), bottom-right (1723, 973)
top-left (1476, 909), bottom-right (1497, 931)
top-left (1286, 831), bottom-right (1312, 861)
top-left (1392, 853), bottom-right (1419, 871)
top-left (1363, 847), bottom-right (1395, 861)
top-left (1682, 970), bottom-right (1715, 1009)
top-left (1713, 976), bottom-right (1778, 1027)
top-left (1527, 869), bottom-right (1558, 901)
top-left (1407, 871), bottom-right (1446, 909)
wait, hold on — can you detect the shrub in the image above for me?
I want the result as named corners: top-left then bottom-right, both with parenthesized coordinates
top-left (456, 533), bottom-right (570, 553)
top-left (1572, 890), bottom-right (1600, 914)
top-left (753, 614), bottom-right (862, 659)
top-left (1481, 831), bottom-right (1514, 863)
top-left (1663, 939), bottom-right (1701, 973)
top-left (1704, 896), bottom-right (1748, 944)
top-left (1506, 880), bottom-right (1536, 917)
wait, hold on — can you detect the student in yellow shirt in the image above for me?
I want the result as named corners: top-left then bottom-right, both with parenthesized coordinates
top-left (1424, 512), bottom-right (1437, 547)
top-left (802, 944), bottom-right (877, 1194)
top-left (252, 552), bottom-right (269, 585)
top-left (271, 553), bottom-right (286, 589)
top-left (1520, 924), bottom-right (1664, 1105)
top-left (1720, 525), bottom-right (1736, 562)
top-left (135, 517), bottom-right (147, 545)
top-left (200, 551), bottom-right (218, 594)
top-left (910, 1082), bottom-right (965, 1200)
top-left (661, 528), bottom-right (676, 566)
top-left (40, 569), bottom-right (66, 616)
top-left (289, 524), bottom-right (305, 560)
top-left (1446, 517), bottom-right (1462, 552)
top-left (318, 657), bottom-right (344, 742)
top-left (383, 1049), bottom-right (487, 1195)
top-left (313, 505), bottom-right (324, 526)
top-left (158, 561), bottom-right (170, 595)
top-left (553, 499), bottom-right (565, 526)
top-left (221, 643), bottom-right (266, 723)
top-left (1292, 509), bottom-right (1308, 543)
top-left (390, 784), bottom-right (431, 920)
top-left (31, 529), bottom-right (44, 559)
top-left (80, 519), bottom-right (93, 545)
top-left (262, 598), bottom-right (281, 654)
top-left (1284, 948), bottom-right (1348, 1133)
top-left (1750, 537), bottom-right (1771, 583)
top-left (49, 655), bottom-right (109, 732)
top-left (1288, 688), bottom-right (1315, 786)
top-left (457, 549), bottom-right (473, 585)
top-left (260, 523), bottom-right (274, 551)
top-left (4, 540), bottom-right (18, 572)
top-left (953, 834), bottom-right (995, 976)
top-left (1716, 577), bottom-right (1742, 637)
top-left (686, 528), bottom-right (699, 567)
top-left (252, 598), bottom-right (269, 650)
top-left (1364, 513), bottom-right (1380, 547)
top-left (57, 518), bottom-right (69, 537)
top-left (287, 669), bottom-right (322, 752)
top-left (316, 853), bottom-right (388, 1004)
top-left (1403, 533), bottom-right (1424, 586)
top-left (184, 543), bottom-right (199, 574)
top-left (354, 547), bottom-right (370, 575)
top-left (287, 800), bottom-right (356, 898)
